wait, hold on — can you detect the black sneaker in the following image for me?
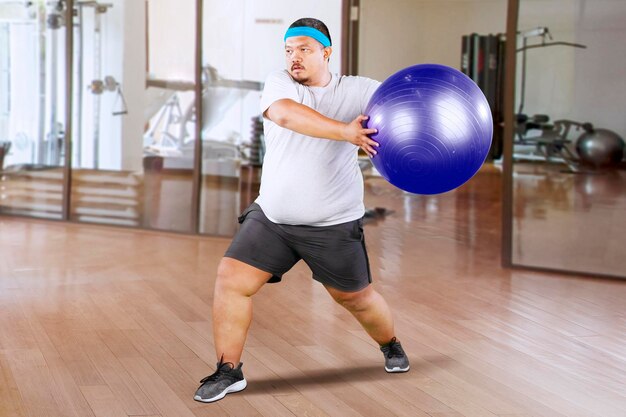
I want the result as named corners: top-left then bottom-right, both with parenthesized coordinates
top-left (194, 358), bottom-right (247, 403)
top-left (380, 337), bottom-right (410, 373)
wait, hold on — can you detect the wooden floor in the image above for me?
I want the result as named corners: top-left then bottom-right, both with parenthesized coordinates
top-left (1, 165), bottom-right (625, 417)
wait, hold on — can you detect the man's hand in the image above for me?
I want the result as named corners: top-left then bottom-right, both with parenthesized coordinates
top-left (342, 115), bottom-right (379, 157)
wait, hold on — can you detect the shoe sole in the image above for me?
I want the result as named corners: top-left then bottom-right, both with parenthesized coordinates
top-left (385, 365), bottom-right (410, 373)
top-left (194, 379), bottom-right (248, 403)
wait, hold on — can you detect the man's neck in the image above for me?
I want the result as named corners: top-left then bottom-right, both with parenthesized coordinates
top-left (306, 70), bottom-right (332, 87)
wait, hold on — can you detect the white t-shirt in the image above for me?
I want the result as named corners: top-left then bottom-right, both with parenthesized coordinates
top-left (257, 69), bottom-right (380, 226)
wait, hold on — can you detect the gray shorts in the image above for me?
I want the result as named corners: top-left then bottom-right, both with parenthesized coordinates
top-left (224, 203), bottom-right (372, 292)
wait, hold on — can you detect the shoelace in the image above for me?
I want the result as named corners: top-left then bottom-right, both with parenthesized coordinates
top-left (384, 337), bottom-right (405, 358)
top-left (199, 356), bottom-right (235, 384)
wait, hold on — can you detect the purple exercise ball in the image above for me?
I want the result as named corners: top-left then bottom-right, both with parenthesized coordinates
top-left (364, 63), bottom-right (493, 194)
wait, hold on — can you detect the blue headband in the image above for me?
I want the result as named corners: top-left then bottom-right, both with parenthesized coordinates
top-left (284, 26), bottom-right (331, 47)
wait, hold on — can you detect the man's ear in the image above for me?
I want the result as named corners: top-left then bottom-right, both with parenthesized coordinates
top-left (324, 46), bottom-right (333, 61)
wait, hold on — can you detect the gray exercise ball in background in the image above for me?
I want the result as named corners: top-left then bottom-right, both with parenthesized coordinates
top-left (575, 128), bottom-right (625, 169)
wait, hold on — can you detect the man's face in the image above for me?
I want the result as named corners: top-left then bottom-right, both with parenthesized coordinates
top-left (284, 36), bottom-right (331, 86)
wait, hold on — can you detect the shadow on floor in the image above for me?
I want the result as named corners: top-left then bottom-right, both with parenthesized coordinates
top-left (242, 360), bottom-right (422, 395)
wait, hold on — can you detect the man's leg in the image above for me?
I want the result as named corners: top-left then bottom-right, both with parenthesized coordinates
top-left (324, 283), bottom-right (409, 372)
top-left (194, 257), bottom-right (269, 402)
top-left (324, 284), bottom-right (395, 345)
top-left (213, 257), bottom-right (272, 364)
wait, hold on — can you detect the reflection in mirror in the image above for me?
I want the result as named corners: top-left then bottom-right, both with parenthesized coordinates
top-left (0, 1), bottom-right (68, 220)
top-left (69, 0), bottom-right (197, 232)
top-left (512, 1), bottom-right (626, 277)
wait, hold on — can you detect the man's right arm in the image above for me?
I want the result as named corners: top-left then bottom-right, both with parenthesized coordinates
top-left (265, 99), bottom-right (379, 156)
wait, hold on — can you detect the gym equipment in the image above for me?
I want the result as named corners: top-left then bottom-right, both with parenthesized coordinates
top-left (248, 116), bottom-right (265, 166)
top-left (462, 27), bottom-right (591, 166)
top-left (364, 63), bottom-right (493, 195)
top-left (0, 142), bottom-right (11, 170)
top-left (516, 27), bottom-right (586, 116)
top-left (143, 65), bottom-right (263, 167)
top-left (75, 1), bottom-right (115, 168)
top-left (576, 128), bottom-right (625, 169)
top-left (512, 118), bottom-right (624, 171)
top-left (461, 33), bottom-right (505, 160)
top-left (510, 27), bottom-right (589, 165)
top-left (514, 26), bottom-right (591, 163)
top-left (515, 117), bottom-right (585, 164)
top-left (88, 76), bottom-right (128, 116)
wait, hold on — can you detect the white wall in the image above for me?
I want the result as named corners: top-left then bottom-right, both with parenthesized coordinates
top-left (148, 0), bottom-right (195, 81)
top-left (572, 1), bottom-right (625, 138)
top-left (203, 0), bottom-right (342, 82)
top-left (119, 0), bottom-right (147, 171)
top-left (5, 22), bottom-right (38, 165)
top-left (517, 1), bottom-right (578, 119)
top-left (358, 0), bottom-right (507, 81)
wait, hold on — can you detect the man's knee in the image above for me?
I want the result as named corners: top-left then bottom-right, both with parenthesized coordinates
top-left (332, 286), bottom-right (374, 312)
top-left (215, 258), bottom-right (267, 297)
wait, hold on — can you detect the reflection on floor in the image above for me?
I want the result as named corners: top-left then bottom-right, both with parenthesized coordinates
top-left (0, 167), bottom-right (143, 224)
top-left (0, 166), bottom-right (65, 220)
top-left (2, 163), bottom-right (625, 416)
top-left (0, 164), bottom-right (252, 235)
top-left (3, 162), bottom-right (624, 275)
top-left (513, 162), bottom-right (626, 276)
top-left (143, 166), bottom-right (257, 236)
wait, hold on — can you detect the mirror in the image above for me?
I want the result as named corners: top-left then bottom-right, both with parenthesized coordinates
top-left (0, 1), bottom-right (69, 220)
top-left (68, 0), bottom-right (197, 232)
top-left (510, 0), bottom-right (626, 277)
